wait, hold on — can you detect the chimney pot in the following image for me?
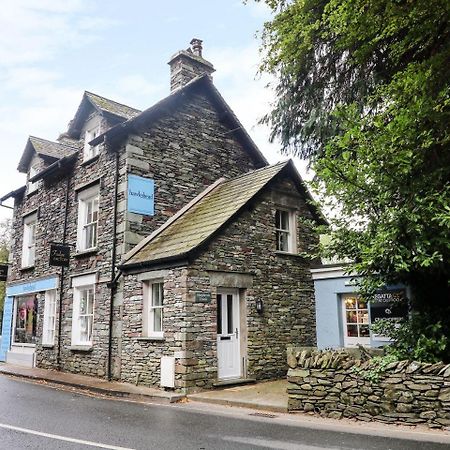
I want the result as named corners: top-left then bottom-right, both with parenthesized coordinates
top-left (190, 38), bottom-right (203, 57)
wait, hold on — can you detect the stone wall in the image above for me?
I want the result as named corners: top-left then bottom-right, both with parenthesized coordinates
top-left (287, 348), bottom-right (450, 429)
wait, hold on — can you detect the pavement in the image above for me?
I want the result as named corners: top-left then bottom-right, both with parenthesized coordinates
top-left (0, 363), bottom-right (184, 403)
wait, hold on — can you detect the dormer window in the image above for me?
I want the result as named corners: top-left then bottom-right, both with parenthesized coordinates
top-left (27, 166), bottom-right (39, 194)
top-left (83, 125), bottom-right (100, 161)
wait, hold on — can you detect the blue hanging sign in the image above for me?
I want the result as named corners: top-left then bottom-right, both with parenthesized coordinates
top-left (127, 175), bottom-right (155, 216)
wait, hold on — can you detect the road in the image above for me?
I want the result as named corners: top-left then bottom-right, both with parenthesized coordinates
top-left (0, 375), bottom-right (448, 450)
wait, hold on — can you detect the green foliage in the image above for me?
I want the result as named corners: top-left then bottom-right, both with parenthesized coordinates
top-left (371, 316), bottom-right (448, 363)
top-left (352, 354), bottom-right (398, 383)
top-left (0, 219), bottom-right (11, 318)
top-left (255, 0), bottom-right (450, 362)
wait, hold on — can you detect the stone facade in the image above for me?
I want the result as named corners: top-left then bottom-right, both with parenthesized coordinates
top-left (287, 348), bottom-right (450, 429)
top-left (4, 43), bottom-right (267, 380)
top-left (120, 177), bottom-right (319, 393)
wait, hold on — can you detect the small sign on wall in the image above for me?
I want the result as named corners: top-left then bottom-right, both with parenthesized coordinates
top-left (195, 292), bottom-right (212, 304)
top-left (0, 264), bottom-right (8, 282)
top-left (49, 244), bottom-right (70, 267)
top-left (128, 174), bottom-right (155, 216)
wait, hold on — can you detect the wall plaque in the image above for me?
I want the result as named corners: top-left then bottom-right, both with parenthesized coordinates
top-left (195, 292), bottom-right (211, 304)
top-left (49, 244), bottom-right (70, 267)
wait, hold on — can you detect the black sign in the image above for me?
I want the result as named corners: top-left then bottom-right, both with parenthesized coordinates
top-left (0, 264), bottom-right (8, 282)
top-left (49, 244), bottom-right (70, 267)
top-left (370, 291), bottom-right (408, 339)
top-left (195, 292), bottom-right (211, 304)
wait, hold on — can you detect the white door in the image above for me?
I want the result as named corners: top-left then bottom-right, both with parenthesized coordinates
top-left (342, 294), bottom-right (370, 347)
top-left (217, 289), bottom-right (241, 380)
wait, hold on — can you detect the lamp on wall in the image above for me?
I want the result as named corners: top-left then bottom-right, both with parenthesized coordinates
top-left (255, 299), bottom-right (264, 314)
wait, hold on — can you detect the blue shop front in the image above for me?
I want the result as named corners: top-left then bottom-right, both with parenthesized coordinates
top-left (0, 276), bottom-right (59, 366)
top-left (311, 265), bottom-right (408, 349)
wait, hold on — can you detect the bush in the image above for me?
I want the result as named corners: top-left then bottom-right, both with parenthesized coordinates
top-left (371, 315), bottom-right (448, 363)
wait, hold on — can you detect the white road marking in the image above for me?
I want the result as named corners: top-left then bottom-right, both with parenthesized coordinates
top-left (0, 422), bottom-right (135, 450)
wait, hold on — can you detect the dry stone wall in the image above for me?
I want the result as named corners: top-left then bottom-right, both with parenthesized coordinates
top-left (287, 347), bottom-right (450, 429)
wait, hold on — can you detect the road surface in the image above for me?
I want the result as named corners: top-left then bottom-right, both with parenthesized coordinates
top-left (0, 375), bottom-right (448, 449)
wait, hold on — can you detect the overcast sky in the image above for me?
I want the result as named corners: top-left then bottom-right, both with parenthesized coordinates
top-left (0, 0), bottom-right (310, 223)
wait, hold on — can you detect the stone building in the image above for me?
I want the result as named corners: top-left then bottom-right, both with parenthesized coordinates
top-left (0, 40), bottom-right (323, 391)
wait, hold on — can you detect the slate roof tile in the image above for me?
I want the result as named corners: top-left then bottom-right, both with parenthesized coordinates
top-left (124, 161), bottom-right (289, 266)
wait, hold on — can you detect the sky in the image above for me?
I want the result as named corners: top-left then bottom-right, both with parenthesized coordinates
top-left (0, 0), bottom-right (310, 222)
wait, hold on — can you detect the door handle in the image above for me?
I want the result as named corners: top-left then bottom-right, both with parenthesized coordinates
top-left (235, 328), bottom-right (239, 339)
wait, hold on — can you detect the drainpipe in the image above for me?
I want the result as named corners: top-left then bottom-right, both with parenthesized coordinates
top-left (57, 175), bottom-right (71, 369)
top-left (107, 149), bottom-right (120, 381)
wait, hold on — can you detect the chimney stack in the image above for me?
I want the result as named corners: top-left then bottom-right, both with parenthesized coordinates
top-left (168, 38), bottom-right (215, 92)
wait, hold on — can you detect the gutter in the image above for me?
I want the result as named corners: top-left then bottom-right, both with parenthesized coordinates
top-left (29, 153), bottom-right (77, 183)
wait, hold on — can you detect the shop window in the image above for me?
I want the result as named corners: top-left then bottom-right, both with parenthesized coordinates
top-left (275, 209), bottom-right (296, 253)
top-left (42, 290), bottom-right (57, 345)
top-left (143, 281), bottom-right (164, 338)
top-left (83, 125), bottom-right (100, 161)
top-left (71, 274), bottom-right (96, 346)
top-left (13, 295), bottom-right (38, 344)
top-left (76, 185), bottom-right (99, 252)
top-left (342, 294), bottom-right (370, 347)
top-left (21, 212), bottom-right (37, 268)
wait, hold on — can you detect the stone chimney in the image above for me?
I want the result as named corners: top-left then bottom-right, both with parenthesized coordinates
top-left (168, 38), bottom-right (215, 92)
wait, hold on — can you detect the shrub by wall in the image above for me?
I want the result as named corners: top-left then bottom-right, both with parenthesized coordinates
top-left (287, 347), bottom-right (450, 429)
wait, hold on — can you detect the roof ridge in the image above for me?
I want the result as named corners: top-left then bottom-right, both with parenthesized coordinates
top-left (29, 135), bottom-right (78, 149)
top-left (221, 160), bottom-right (290, 183)
top-left (85, 91), bottom-right (142, 113)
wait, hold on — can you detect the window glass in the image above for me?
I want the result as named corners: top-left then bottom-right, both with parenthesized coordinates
top-left (22, 213), bottom-right (37, 267)
top-left (275, 209), bottom-right (296, 252)
top-left (143, 281), bottom-right (164, 337)
top-left (14, 295), bottom-right (38, 344)
top-left (71, 278), bottom-right (95, 346)
top-left (77, 187), bottom-right (99, 251)
top-left (42, 290), bottom-right (57, 345)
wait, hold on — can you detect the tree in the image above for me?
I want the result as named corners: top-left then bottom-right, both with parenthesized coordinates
top-left (0, 219), bottom-right (11, 322)
top-left (256, 0), bottom-right (450, 361)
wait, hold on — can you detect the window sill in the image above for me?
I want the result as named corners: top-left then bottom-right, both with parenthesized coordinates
top-left (41, 344), bottom-right (54, 349)
top-left (80, 154), bottom-right (100, 167)
top-left (74, 248), bottom-right (98, 258)
top-left (274, 250), bottom-right (301, 257)
top-left (20, 265), bottom-right (35, 272)
top-left (135, 336), bottom-right (165, 342)
top-left (70, 345), bottom-right (93, 352)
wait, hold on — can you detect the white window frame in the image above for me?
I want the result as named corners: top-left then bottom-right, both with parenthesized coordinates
top-left (71, 274), bottom-right (96, 346)
top-left (341, 294), bottom-right (371, 347)
top-left (275, 209), bottom-right (297, 253)
top-left (27, 166), bottom-right (39, 194)
top-left (83, 125), bottom-right (101, 161)
top-left (21, 212), bottom-right (37, 268)
top-left (42, 289), bottom-right (57, 346)
top-left (142, 281), bottom-right (164, 338)
top-left (76, 185), bottom-right (99, 252)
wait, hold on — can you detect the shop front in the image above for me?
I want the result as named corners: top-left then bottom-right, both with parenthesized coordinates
top-left (311, 265), bottom-right (408, 349)
top-left (0, 276), bottom-right (58, 366)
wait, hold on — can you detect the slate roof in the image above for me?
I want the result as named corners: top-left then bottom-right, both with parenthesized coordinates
top-left (90, 74), bottom-right (268, 168)
top-left (17, 137), bottom-right (79, 173)
top-left (85, 91), bottom-right (141, 120)
top-left (122, 160), bottom-right (320, 269)
top-left (67, 91), bottom-right (141, 138)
